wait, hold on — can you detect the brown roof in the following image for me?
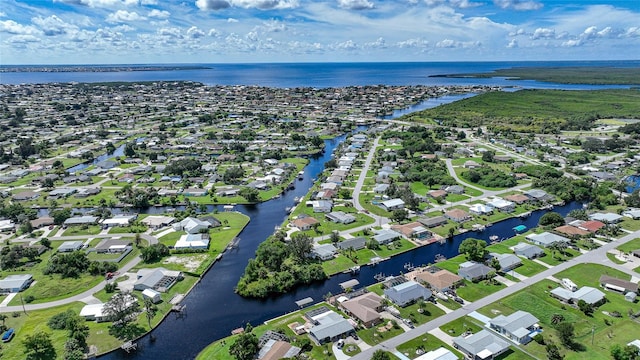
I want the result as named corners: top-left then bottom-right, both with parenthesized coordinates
top-left (505, 194), bottom-right (529, 204)
top-left (391, 222), bottom-right (430, 238)
top-left (341, 292), bottom-right (382, 324)
top-left (554, 225), bottom-right (589, 237)
top-left (579, 220), bottom-right (605, 232)
top-left (445, 208), bottom-right (469, 220)
top-left (414, 269), bottom-right (462, 291)
top-left (262, 341), bottom-right (292, 360)
top-left (428, 190), bottom-right (447, 198)
top-left (599, 275), bottom-right (638, 293)
top-left (292, 217), bottom-right (319, 228)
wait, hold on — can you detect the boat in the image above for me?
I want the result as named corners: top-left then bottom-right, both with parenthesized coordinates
top-left (403, 262), bottom-right (415, 271)
top-left (343, 266), bottom-right (360, 275)
top-left (518, 211), bottom-right (531, 218)
top-left (435, 254), bottom-right (446, 262)
top-left (293, 196), bottom-right (301, 204)
top-left (471, 224), bottom-right (486, 232)
top-left (489, 235), bottom-right (499, 242)
top-left (374, 272), bottom-right (386, 281)
top-left (298, 171), bottom-right (304, 180)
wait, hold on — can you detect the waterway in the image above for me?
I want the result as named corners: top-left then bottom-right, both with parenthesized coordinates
top-left (99, 123), bottom-right (581, 359)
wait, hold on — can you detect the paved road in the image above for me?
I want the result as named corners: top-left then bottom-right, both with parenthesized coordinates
top-left (350, 229), bottom-right (640, 359)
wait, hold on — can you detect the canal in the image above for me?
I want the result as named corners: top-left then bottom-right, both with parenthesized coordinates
top-left (101, 94), bottom-right (579, 359)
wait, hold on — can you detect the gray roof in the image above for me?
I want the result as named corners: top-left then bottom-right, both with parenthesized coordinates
top-left (373, 229), bottom-right (400, 244)
top-left (64, 215), bottom-right (98, 225)
top-left (551, 286), bottom-right (605, 305)
top-left (0, 274), bottom-right (32, 290)
top-left (489, 310), bottom-right (539, 336)
top-left (512, 243), bottom-right (544, 259)
top-left (490, 253), bottom-right (522, 270)
top-left (458, 263), bottom-right (493, 280)
top-left (453, 329), bottom-right (510, 358)
top-left (58, 241), bottom-right (84, 252)
top-left (526, 232), bottom-right (570, 246)
top-left (589, 212), bottom-right (623, 223)
top-left (335, 237), bottom-right (367, 250)
top-left (418, 216), bottom-right (448, 228)
top-left (312, 244), bottom-right (337, 258)
top-left (524, 189), bottom-right (549, 199)
top-left (309, 311), bottom-right (354, 341)
top-left (383, 280), bottom-right (432, 307)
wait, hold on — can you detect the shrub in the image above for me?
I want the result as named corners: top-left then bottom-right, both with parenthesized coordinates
top-left (533, 333), bottom-right (545, 345)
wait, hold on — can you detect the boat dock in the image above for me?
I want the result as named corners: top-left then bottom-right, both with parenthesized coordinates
top-left (121, 341), bottom-right (137, 353)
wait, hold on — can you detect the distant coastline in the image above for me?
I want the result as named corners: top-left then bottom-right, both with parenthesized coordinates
top-left (0, 65), bottom-right (211, 73)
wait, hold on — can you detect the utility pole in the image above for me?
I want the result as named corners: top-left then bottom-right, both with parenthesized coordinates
top-left (591, 326), bottom-right (595, 345)
top-left (19, 294), bottom-right (27, 316)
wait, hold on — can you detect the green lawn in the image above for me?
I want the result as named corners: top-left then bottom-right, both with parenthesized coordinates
top-left (396, 302), bottom-right (445, 325)
top-left (511, 258), bottom-right (547, 277)
top-left (158, 230), bottom-right (184, 246)
top-left (617, 238), bottom-right (640, 253)
top-left (358, 320), bottom-right (405, 346)
top-left (61, 224), bottom-right (102, 236)
top-left (456, 279), bottom-right (506, 302)
top-left (396, 333), bottom-right (461, 359)
top-left (439, 316), bottom-right (483, 337)
top-left (321, 255), bottom-right (357, 275)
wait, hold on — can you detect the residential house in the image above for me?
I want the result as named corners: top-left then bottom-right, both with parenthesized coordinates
top-left (49, 187), bottom-right (78, 198)
top-left (373, 229), bottom-right (401, 245)
top-left (101, 214), bottom-right (137, 227)
top-left (589, 213), bottom-right (623, 224)
top-left (428, 189), bottom-right (448, 200)
top-left (380, 198), bottom-right (405, 211)
top-left (335, 237), bottom-right (367, 251)
top-left (94, 239), bottom-right (132, 253)
top-left (463, 160), bottom-right (480, 169)
top-left (414, 269), bottom-right (462, 293)
top-left (174, 233), bottom-right (210, 250)
top-left (183, 188), bottom-right (207, 197)
top-left (325, 211), bottom-right (356, 224)
top-left (57, 241), bottom-right (84, 253)
top-left (444, 209), bottom-right (471, 223)
top-left (469, 204), bottom-right (493, 216)
top-left (258, 340), bottom-right (301, 360)
top-left (64, 215), bottom-right (98, 226)
top-left (578, 220), bottom-right (606, 233)
top-left (291, 217), bottom-right (320, 231)
top-left (0, 274), bottom-right (33, 293)
top-left (374, 184), bottom-right (389, 194)
top-left (523, 189), bottom-right (552, 202)
top-left (312, 244), bottom-right (338, 261)
top-left (340, 292), bottom-right (384, 327)
top-left (417, 216), bottom-right (448, 228)
top-left (142, 288), bottom-right (162, 304)
top-left (173, 217), bottom-right (212, 234)
top-left (391, 222), bottom-right (433, 240)
top-left (453, 329), bottom-right (510, 360)
top-left (599, 275), bottom-right (638, 294)
top-left (30, 216), bottom-right (54, 229)
top-left (623, 209), bottom-right (640, 220)
top-left (306, 200), bottom-right (333, 213)
top-left (458, 261), bottom-right (493, 282)
top-left (525, 232), bottom-right (570, 248)
top-left (489, 253), bottom-right (522, 272)
top-left (134, 267), bottom-right (183, 292)
top-left (551, 286), bottom-right (606, 306)
top-left (486, 198), bottom-right (515, 213)
top-left (445, 185), bottom-right (465, 195)
top-left (554, 225), bottom-right (590, 238)
top-left (383, 280), bottom-right (432, 307)
top-left (307, 309), bottom-right (354, 345)
top-left (12, 191), bottom-right (40, 201)
top-left (414, 348), bottom-right (458, 360)
top-left (511, 243), bottom-right (544, 259)
top-left (141, 215), bottom-right (175, 229)
top-left (488, 310), bottom-right (540, 344)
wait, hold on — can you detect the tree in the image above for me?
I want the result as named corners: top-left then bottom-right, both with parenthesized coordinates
top-left (140, 243), bottom-right (169, 263)
top-left (288, 234), bottom-right (313, 262)
top-left (63, 338), bottom-right (85, 360)
top-left (50, 208), bottom-right (72, 225)
top-left (103, 291), bottom-right (140, 326)
top-left (550, 313), bottom-right (564, 325)
top-left (124, 142), bottom-right (136, 157)
top-left (371, 350), bottom-right (392, 360)
top-left (611, 344), bottom-right (640, 360)
top-left (239, 187), bottom-right (259, 203)
top-left (556, 322), bottom-right (575, 347)
top-left (546, 341), bottom-right (564, 360)
top-left (391, 209), bottom-right (408, 222)
top-left (229, 324), bottom-right (259, 360)
top-left (40, 237), bottom-right (51, 249)
top-left (482, 150), bottom-right (495, 163)
top-left (23, 330), bottom-right (57, 360)
top-left (539, 212), bottom-right (565, 228)
top-left (577, 299), bottom-right (594, 316)
top-left (458, 238), bottom-right (487, 262)
top-left (330, 230), bottom-right (340, 244)
top-left (144, 297), bottom-right (157, 330)
top-left (489, 257), bottom-right (501, 272)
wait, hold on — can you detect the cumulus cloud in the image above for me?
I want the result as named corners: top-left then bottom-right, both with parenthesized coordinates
top-left (493, 0), bottom-right (542, 11)
top-left (158, 27), bottom-right (182, 38)
top-left (227, 18), bottom-right (239, 22)
top-left (0, 12), bottom-right (6, 18)
top-left (364, 37), bottom-right (386, 48)
top-left (262, 20), bottom-right (287, 32)
top-left (148, 9), bottom-right (170, 19)
top-left (0, 20), bottom-right (39, 35)
top-left (424, 0), bottom-right (481, 8)
top-left (7, 34), bottom-right (40, 43)
top-left (55, 0), bottom-right (140, 7)
top-left (396, 38), bottom-right (429, 48)
top-left (187, 26), bottom-right (205, 38)
top-left (196, 0), bottom-right (298, 10)
top-left (508, 28), bottom-right (526, 36)
top-left (208, 28), bottom-right (222, 37)
top-left (106, 10), bottom-right (146, 23)
top-left (335, 40), bottom-right (357, 50)
top-left (507, 39), bottom-right (517, 48)
top-left (32, 15), bottom-right (77, 36)
top-left (531, 27), bottom-right (555, 39)
top-left (561, 39), bottom-right (581, 47)
top-left (337, 0), bottom-right (374, 10)
top-left (436, 39), bottom-right (480, 48)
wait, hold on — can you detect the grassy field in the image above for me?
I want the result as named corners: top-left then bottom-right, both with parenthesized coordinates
top-left (437, 67), bottom-right (640, 85)
top-left (400, 89), bottom-right (640, 133)
top-left (617, 238), bottom-right (640, 253)
top-left (396, 333), bottom-right (461, 359)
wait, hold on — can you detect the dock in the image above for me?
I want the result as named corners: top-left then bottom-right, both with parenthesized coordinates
top-left (121, 341), bottom-right (137, 353)
top-left (295, 297), bottom-right (314, 308)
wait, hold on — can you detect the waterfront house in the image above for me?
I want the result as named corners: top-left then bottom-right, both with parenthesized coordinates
top-left (141, 215), bottom-right (175, 229)
top-left (80, 303), bottom-right (111, 322)
top-left (142, 288), bottom-right (162, 304)
top-left (174, 233), bottom-right (210, 250)
top-left (391, 222), bottom-right (432, 240)
top-left (444, 209), bottom-right (471, 223)
top-left (339, 292), bottom-right (384, 328)
top-left (12, 191), bottom-right (40, 201)
top-left (307, 309), bottom-right (354, 345)
top-left (469, 204), bottom-right (493, 216)
top-left (291, 217), bottom-right (320, 231)
top-left (0, 274), bottom-right (33, 294)
top-left (373, 229), bottom-right (401, 245)
top-left (453, 329), bottom-right (510, 360)
top-left (505, 194), bottom-right (530, 204)
top-left (335, 237), bottom-right (367, 251)
top-left (417, 216), bottom-right (448, 228)
top-left (414, 269), bottom-right (462, 293)
top-left (307, 200), bottom-right (333, 213)
top-left (101, 214), bottom-right (137, 228)
top-left (173, 217), bottom-right (212, 234)
top-left (486, 198), bottom-right (515, 213)
top-left (311, 244), bottom-right (337, 261)
top-left (383, 280), bottom-right (432, 307)
top-left (380, 198), bottom-right (405, 211)
top-left (458, 261), bottom-right (493, 282)
top-left (589, 212), bottom-right (623, 224)
top-left (49, 188), bottom-right (78, 199)
top-left (488, 310), bottom-right (540, 344)
top-left (258, 340), bottom-right (301, 360)
top-left (554, 225), bottom-right (590, 238)
top-left (30, 216), bottom-right (54, 229)
top-left (523, 189), bottom-right (552, 202)
top-left (525, 232), bottom-right (570, 248)
top-left (511, 243), bottom-right (544, 259)
top-left (64, 215), bottom-right (98, 226)
top-left (134, 267), bottom-right (183, 292)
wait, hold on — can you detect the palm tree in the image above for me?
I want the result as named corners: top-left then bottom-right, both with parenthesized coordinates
top-left (144, 298), bottom-right (157, 331)
top-left (550, 313), bottom-right (564, 325)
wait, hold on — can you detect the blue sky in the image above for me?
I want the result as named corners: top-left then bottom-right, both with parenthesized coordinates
top-left (0, 0), bottom-right (639, 64)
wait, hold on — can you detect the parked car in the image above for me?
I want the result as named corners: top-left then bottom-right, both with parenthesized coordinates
top-left (337, 339), bottom-right (344, 349)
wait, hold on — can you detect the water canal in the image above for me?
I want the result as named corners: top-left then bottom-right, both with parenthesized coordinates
top-left (101, 94), bottom-right (581, 359)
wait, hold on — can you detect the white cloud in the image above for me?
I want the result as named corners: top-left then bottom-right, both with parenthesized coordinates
top-left (261, 20), bottom-right (287, 32)
top-left (7, 34), bottom-right (41, 43)
top-left (335, 40), bottom-right (357, 50)
top-left (493, 0), bottom-right (542, 11)
top-left (0, 20), bottom-right (39, 35)
top-left (55, 0), bottom-right (139, 7)
top-left (531, 27), bottom-right (555, 40)
top-left (196, 0), bottom-right (299, 10)
top-left (436, 39), bottom-right (480, 48)
top-left (148, 9), bottom-right (170, 19)
top-left (208, 28), bottom-right (222, 37)
top-left (0, 12), bottom-right (6, 18)
top-left (561, 39), bottom-right (581, 47)
top-left (507, 39), bottom-right (517, 48)
top-left (112, 24), bottom-right (135, 32)
top-left (396, 38), bottom-right (429, 48)
top-left (106, 10), bottom-right (146, 23)
top-left (364, 37), bottom-right (386, 48)
top-left (158, 27), bottom-right (182, 38)
top-left (337, 0), bottom-right (374, 10)
top-left (508, 28), bottom-right (526, 37)
top-left (624, 27), bottom-right (640, 38)
top-left (424, 0), bottom-right (481, 8)
top-left (227, 18), bottom-right (239, 23)
top-left (32, 15), bottom-right (77, 36)
top-left (187, 26), bottom-right (205, 38)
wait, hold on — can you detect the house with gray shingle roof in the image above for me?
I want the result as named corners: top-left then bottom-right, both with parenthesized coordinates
top-left (383, 280), bottom-right (432, 307)
top-left (453, 329), bottom-right (510, 360)
top-left (489, 310), bottom-right (540, 344)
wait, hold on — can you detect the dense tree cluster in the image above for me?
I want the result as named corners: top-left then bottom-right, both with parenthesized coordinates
top-left (458, 238), bottom-right (488, 262)
top-left (0, 244), bottom-right (41, 270)
top-left (533, 177), bottom-right (593, 202)
top-left (398, 157), bottom-right (456, 188)
top-left (461, 166), bottom-right (517, 188)
top-left (164, 158), bottom-right (202, 176)
top-left (223, 166), bottom-right (245, 184)
top-left (43, 251), bottom-right (116, 278)
top-left (140, 243), bottom-right (170, 263)
top-left (236, 234), bottom-right (326, 298)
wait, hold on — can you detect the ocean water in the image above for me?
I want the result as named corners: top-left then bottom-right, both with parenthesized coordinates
top-left (1, 60), bottom-right (638, 88)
